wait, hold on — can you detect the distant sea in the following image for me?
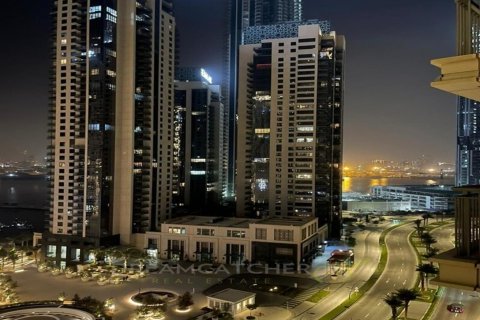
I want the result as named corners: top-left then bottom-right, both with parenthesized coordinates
top-left (343, 176), bottom-right (455, 194)
top-left (0, 176), bottom-right (48, 233)
top-left (0, 175), bottom-right (456, 234)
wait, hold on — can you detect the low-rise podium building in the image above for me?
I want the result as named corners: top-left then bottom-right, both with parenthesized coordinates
top-left (145, 215), bottom-right (326, 269)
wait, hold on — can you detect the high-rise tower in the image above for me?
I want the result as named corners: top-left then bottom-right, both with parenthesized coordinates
top-left (173, 67), bottom-right (228, 213)
top-left (236, 24), bottom-right (345, 238)
top-left (224, 0), bottom-right (303, 199)
top-left (456, 0), bottom-right (480, 186)
top-left (44, 0), bottom-right (175, 266)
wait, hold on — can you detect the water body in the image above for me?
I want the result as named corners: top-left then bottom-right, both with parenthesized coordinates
top-left (0, 175), bottom-right (456, 233)
top-left (0, 177), bottom-right (48, 233)
top-left (343, 176), bottom-right (455, 194)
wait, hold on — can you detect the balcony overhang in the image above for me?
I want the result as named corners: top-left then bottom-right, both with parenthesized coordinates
top-left (431, 54), bottom-right (480, 100)
top-left (430, 248), bottom-right (480, 291)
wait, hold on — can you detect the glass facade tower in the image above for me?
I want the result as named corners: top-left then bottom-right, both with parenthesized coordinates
top-left (456, 0), bottom-right (480, 185)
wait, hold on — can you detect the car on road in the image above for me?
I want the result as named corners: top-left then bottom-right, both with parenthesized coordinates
top-left (447, 303), bottom-right (464, 313)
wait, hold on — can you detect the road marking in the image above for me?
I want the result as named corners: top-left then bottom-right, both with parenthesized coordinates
top-left (403, 280), bottom-right (407, 285)
top-left (386, 278), bottom-right (390, 284)
top-left (364, 313), bottom-right (370, 318)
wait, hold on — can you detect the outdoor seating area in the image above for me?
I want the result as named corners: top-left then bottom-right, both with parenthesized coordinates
top-left (37, 258), bottom-right (147, 286)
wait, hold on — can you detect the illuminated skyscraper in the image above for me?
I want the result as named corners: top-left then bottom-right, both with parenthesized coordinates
top-left (225, 0), bottom-right (303, 198)
top-left (456, 0), bottom-right (480, 186)
top-left (44, 0), bottom-right (175, 266)
top-left (236, 24), bottom-right (345, 238)
top-left (173, 68), bottom-right (228, 212)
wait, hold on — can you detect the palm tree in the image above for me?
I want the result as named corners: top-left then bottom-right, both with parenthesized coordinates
top-left (383, 293), bottom-right (403, 320)
top-left (416, 263), bottom-right (438, 291)
top-left (419, 233), bottom-right (438, 256)
top-left (421, 213), bottom-right (434, 226)
top-left (0, 247), bottom-right (8, 270)
top-left (396, 288), bottom-right (420, 319)
top-left (414, 226), bottom-right (425, 237)
top-left (423, 247), bottom-right (439, 260)
top-left (414, 219), bottom-right (422, 229)
top-left (423, 237), bottom-right (437, 253)
top-left (7, 250), bottom-right (19, 271)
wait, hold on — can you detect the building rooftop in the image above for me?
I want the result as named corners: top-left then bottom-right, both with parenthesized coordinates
top-left (164, 216), bottom-right (255, 228)
top-left (207, 289), bottom-right (255, 303)
top-left (251, 216), bottom-right (316, 226)
top-left (163, 215), bottom-right (316, 228)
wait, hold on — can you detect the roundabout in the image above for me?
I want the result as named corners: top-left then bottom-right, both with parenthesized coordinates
top-left (130, 290), bottom-right (177, 306)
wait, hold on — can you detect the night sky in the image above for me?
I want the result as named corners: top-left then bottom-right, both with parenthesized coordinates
top-left (0, 0), bottom-right (456, 164)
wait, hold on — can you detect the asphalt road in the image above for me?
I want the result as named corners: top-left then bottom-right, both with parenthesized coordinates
top-left (336, 221), bottom-right (418, 320)
top-left (291, 223), bottom-right (383, 320)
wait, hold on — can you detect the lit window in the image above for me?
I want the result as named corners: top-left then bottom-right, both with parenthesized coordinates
top-left (89, 12), bottom-right (101, 20)
top-left (60, 59), bottom-right (67, 65)
top-left (89, 5), bottom-right (102, 13)
top-left (106, 7), bottom-right (117, 16)
top-left (90, 68), bottom-right (99, 75)
top-left (106, 14), bottom-right (116, 23)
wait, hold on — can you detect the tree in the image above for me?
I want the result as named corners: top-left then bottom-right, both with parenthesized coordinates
top-left (420, 233), bottom-right (437, 252)
top-left (104, 247), bottom-right (121, 267)
top-left (414, 219), bottom-right (422, 229)
top-left (395, 288), bottom-right (420, 319)
top-left (416, 263), bottom-right (438, 291)
top-left (135, 251), bottom-right (150, 272)
top-left (414, 225), bottom-right (425, 237)
top-left (423, 247), bottom-right (440, 261)
top-left (177, 291), bottom-right (194, 310)
top-left (115, 246), bottom-right (142, 272)
top-left (0, 248), bottom-right (8, 270)
top-left (7, 250), bottom-right (19, 271)
top-left (383, 293), bottom-right (403, 320)
top-left (423, 238), bottom-right (438, 253)
top-left (75, 295), bottom-right (111, 319)
top-left (246, 304), bottom-right (257, 317)
top-left (88, 247), bottom-right (104, 265)
top-left (421, 213), bottom-right (433, 226)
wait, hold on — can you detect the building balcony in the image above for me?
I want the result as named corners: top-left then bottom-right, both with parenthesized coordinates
top-left (430, 248), bottom-right (480, 291)
top-left (431, 54), bottom-right (480, 100)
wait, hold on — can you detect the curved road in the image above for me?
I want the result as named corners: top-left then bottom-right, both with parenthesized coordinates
top-left (336, 222), bottom-right (418, 320)
top-left (292, 223), bottom-right (384, 320)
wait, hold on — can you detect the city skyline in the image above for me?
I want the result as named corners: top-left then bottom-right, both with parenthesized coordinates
top-left (0, 0), bottom-right (456, 164)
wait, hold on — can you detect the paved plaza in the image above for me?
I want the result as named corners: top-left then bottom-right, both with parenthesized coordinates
top-left (1, 227), bottom-right (370, 320)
